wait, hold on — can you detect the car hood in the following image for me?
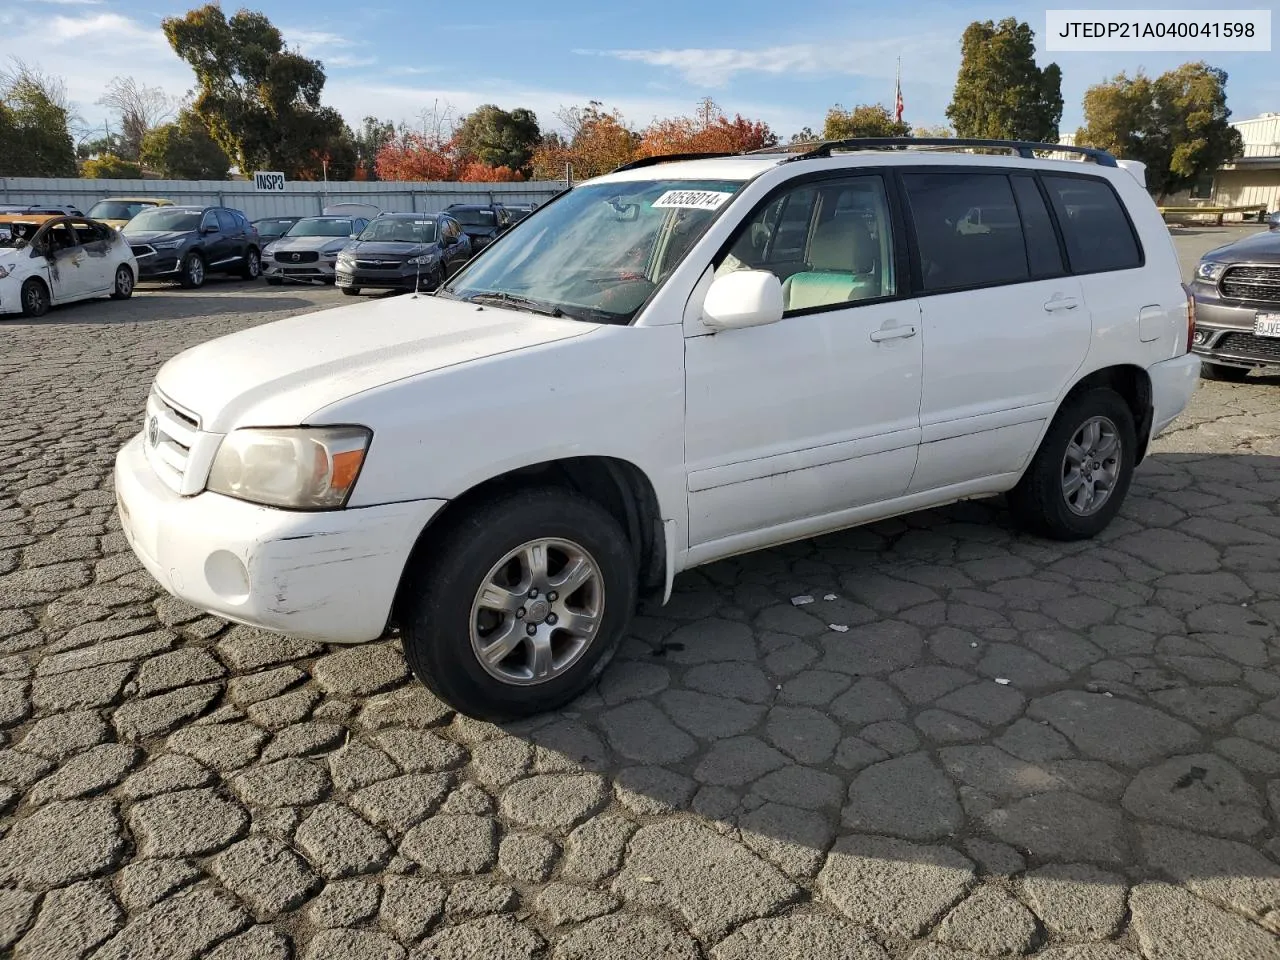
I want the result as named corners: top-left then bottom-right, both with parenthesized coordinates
top-left (123, 230), bottom-right (192, 245)
top-left (1204, 229), bottom-right (1280, 264)
top-left (344, 240), bottom-right (437, 258)
top-left (269, 235), bottom-right (351, 253)
top-left (155, 294), bottom-right (595, 433)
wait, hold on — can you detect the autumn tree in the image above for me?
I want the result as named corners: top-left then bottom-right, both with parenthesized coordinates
top-left (162, 4), bottom-right (351, 178)
top-left (913, 124), bottom-right (954, 138)
top-left (97, 76), bottom-right (174, 161)
top-left (141, 109), bottom-right (231, 179)
top-left (1078, 62), bottom-right (1243, 200)
top-left (0, 62), bottom-right (76, 177)
top-left (823, 104), bottom-right (909, 139)
top-left (530, 102), bottom-right (639, 180)
top-left (375, 132), bottom-right (459, 181)
top-left (947, 18), bottom-right (1062, 142)
top-left (455, 105), bottom-right (541, 173)
top-left (637, 98), bottom-right (778, 156)
top-left (457, 162), bottom-right (524, 182)
top-left (82, 154), bottom-right (143, 179)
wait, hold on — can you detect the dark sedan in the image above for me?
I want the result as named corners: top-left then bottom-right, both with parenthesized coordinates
top-left (443, 203), bottom-right (512, 251)
top-left (123, 206), bottom-right (261, 288)
top-left (334, 213), bottom-right (472, 295)
top-left (1191, 227), bottom-right (1280, 380)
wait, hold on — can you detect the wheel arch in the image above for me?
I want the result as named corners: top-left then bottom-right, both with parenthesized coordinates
top-left (1061, 364), bottom-right (1154, 464)
top-left (389, 455), bottom-right (667, 631)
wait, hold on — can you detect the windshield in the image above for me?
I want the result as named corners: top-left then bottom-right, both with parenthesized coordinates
top-left (451, 208), bottom-right (496, 227)
top-left (286, 218), bottom-right (353, 238)
top-left (87, 200), bottom-right (153, 221)
top-left (256, 219), bottom-right (296, 237)
top-left (125, 208), bottom-right (202, 233)
top-left (443, 179), bottom-right (741, 323)
top-left (357, 218), bottom-right (437, 243)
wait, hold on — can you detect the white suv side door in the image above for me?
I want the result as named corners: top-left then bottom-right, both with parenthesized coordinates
top-left (899, 170), bottom-right (1092, 493)
top-left (683, 173), bottom-right (923, 556)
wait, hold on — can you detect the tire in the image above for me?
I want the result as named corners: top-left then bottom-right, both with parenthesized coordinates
top-left (399, 488), bottom-right (637, 720)
top-left (19, 278), bottom-right (49, 318)
top-left (341, 287), bottom-right (360, 296)
top-left (1007, 387), bottom-right (1137, 541)
top-left (240, 248), bottom-right (261, 280)
top-left (266, 277), bottom-right (284, 287)
top-left (109, 264), bottom-right (134, 300)
top-left (1201, 362), bottom-right (1251, 383)
top-left (179, 252), bottom-right (205, 289)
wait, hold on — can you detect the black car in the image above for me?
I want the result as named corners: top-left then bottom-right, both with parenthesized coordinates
top-left (443, 203), bottom-right (512, 251)
top-left (335, 213), bottom-right (472, 295)
top-left (1191, 227), bottom-right (1280, 380)
top-left (123, 206), bottom-right (262, 288)
top-left (253, 216), bottom-right (302, 244)
top-left (505, 204), bottom-right (537, 223)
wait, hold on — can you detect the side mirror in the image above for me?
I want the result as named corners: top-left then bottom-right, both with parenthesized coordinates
top-left (443, 234), bottom-right (457, 246)
top-left (702, 270), bottom-right (784, 331)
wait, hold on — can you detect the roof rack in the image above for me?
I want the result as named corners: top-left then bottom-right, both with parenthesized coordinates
top-left (756, 137), bottom-right (1118, 167)
top-left (611, 151), bottom-right (740, 172)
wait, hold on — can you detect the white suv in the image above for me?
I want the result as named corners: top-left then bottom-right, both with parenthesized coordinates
top-left (115, 138), bottom-right (1201, 719)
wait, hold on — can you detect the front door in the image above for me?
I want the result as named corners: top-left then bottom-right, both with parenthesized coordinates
top-left (684, 173), bottom-right (923, 551)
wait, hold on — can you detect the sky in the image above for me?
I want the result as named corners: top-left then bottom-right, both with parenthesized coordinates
top-left (1, 0), bottom-right (1275, 145)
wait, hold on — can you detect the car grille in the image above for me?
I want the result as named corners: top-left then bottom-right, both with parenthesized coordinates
top-left (275, 251), bottom-right (320, 264)
top-left (1215, 332), bottom-right (1280, 363)
top-left (1220, 265), bottom-right (1280, 303)
top-left (130, 244), bottom-right (155, 259)
top-left (143, 389), bottom-right (199, 493)
top-left (354, 259), bottom-right (404, 270)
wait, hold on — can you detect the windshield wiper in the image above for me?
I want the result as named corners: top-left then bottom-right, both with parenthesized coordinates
top-left (464, 291), bottom-right (563, 318)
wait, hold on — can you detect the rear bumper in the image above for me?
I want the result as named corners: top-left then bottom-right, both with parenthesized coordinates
top-left (1148, 353), bottom-right (1202, 438)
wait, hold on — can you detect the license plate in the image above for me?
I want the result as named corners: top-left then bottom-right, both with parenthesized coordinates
top-left (1257, 313), bottom-right (1280, 338)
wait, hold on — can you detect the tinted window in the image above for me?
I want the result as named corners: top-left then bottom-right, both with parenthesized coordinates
top-left (357, 218), bottom-right (437, 243)
top-left (902, 173), bottom-right (1028, 291)
top-left (717, 176), bottom-right (897, 312)
top-left (201, 211), bottom-right (219, 232)
top-left (216, 209), bottom-right (237, 233)
top-left (125, 208), bottom-right (203, 233)
top-left (1011, 176), bottom-right (1064, 277)
top-left (1041, 175), bottom-right (1142, 274)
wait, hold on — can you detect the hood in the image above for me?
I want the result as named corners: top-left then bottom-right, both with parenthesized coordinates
top-left (344, 240), bottom-right (437, 259)
top-left (1204, 229), bottom-right (1280, 264)
top-left (269, 235), bottom-right (351, 254)
top-left (123, 229), bottom-right (192, 245)
top-left (155, 294), bottom-right (595, 432)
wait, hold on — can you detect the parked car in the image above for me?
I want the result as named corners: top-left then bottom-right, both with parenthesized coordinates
top-left (443, 203), bottom-right (511, 250)
top-left (505, 204), bottom-right (536, 223)
top-left (0, 204), bottom-right (85, 216)
top-left (1190, 226), bottom-right (1280, 380)
top-left (115, 139), bottom-right (1200, 719)
top-left (123, 205), bottom-right (261, 288)
top-left (0, 215), bottom-right (136, 317)
top-left (264, 214), bottom-right (373, 285)
top-left (252, 217), bottom-right (301, 244)
top-left (334, 213), bottom-right (472, 295)
top-left (85, 197), bottom-right (174, 231)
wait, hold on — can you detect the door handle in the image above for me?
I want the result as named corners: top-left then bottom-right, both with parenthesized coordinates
top-left (869, 323), bottom-right (918, 342)
top-left (1044, 296), bottom-right (1080, 312)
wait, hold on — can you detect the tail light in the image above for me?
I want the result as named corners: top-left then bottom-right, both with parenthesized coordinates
top-left (1182, 283), bottom-right (1196, 354)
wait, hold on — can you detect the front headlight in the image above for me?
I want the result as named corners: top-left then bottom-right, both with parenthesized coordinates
top-left (206, 426), bottom-right (372, 509)
top-left (152, 240), bottom-right (182, 250)
top-left (337, 252), bottom-right (355, 265)
top-left (1196, 261), bottom-right (1227, 282)
top-left (407, 254), bottom-right (437, 265)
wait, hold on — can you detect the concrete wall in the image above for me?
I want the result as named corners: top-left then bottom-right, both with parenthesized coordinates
top-left (0, 178), bottom-right (568, 221)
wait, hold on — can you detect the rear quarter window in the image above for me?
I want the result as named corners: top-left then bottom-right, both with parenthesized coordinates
top-left (1040, 175), bottom-right (1143, 274)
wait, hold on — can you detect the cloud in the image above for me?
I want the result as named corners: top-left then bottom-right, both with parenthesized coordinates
top-left (325, 55), bottom-right (378, 70)
top-left (283, 28), bottom-right (355, 51)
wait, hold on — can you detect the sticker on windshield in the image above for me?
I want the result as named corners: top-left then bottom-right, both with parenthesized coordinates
top-left (651, 190), bottom-right (734, 211)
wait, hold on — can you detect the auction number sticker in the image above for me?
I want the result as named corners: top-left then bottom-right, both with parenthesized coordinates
top-left (253, 171), bottom-right (287, 192)
top-left (652, 190), bottom-right (734, 211)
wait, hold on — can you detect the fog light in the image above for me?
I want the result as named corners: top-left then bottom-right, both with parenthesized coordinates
top-left (1192, 330), bottom-right (1208, 345)
top-left (205, 550), bottom-right (250, 604)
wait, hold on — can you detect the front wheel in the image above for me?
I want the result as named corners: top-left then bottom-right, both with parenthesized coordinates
top-left (1201, 362), bottom-right (1251, 383)
top-left (341, 286), bottom-right (360, 296)
top-left (399, 489), bottom-right (637, 720)
top-left (20, 278), bottom-right (49, 317)
top-left (1007, 387), bottom-right (1137, 541)
top-left (179, 252), bottom-right (205, 289)
top-left (110, 264), bottom-right (134, 300)
top-left (240, 248), bottom-right (261, 280)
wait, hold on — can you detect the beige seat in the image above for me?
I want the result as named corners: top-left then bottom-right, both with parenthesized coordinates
top-left (782, 217), bottom-right (880, 310)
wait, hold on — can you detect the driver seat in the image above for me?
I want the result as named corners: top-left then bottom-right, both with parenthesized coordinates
top-left (782, 218), bottom-right (879, 310)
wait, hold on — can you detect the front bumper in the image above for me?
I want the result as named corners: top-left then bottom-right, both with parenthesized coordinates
top-left (134, 251), bottom-right (184, 279)
top-left (335, 265), bottom-right (428, 291)
top-left (1191, 282), bottom-right (1280, 369)
top-left (114, 434), bottom-right (445, 644)
top-left (264, 258), bottom-right (337, 283)
top-left (1147, 352), bottom-right (1202, 438)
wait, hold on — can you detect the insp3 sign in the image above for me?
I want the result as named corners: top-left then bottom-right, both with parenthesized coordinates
top-left (254, 171), bottom-right (286, 192)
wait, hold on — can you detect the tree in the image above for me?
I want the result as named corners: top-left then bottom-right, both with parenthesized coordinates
top-left (82, 154), bottom-right (143, 179)
top-left (375, 131), bottom-right (459, 181)
top-left (0, 61), bottom-right (76, 177)
top-left (913, 124), bottom-right (954, 138)
top-left (351, 116), bottom-right (396, 179)
top-left (790, 127), bottom-right (819, 144)
top-left (947, 18), bottom-right (1062, 142)
top-left (162, 4), bottom-right (351, 178)
top-left (457, 161), bottom-right (524, 182)
top-left (823, 104), bottom-right (909, 139)
top-left (1078, 62), bottom-right (1243, 200)
top-left (530, 102), bottom-right (639, 180)
top-left (140, 109), bottom-right (231, 179)
top-left (97, 76), bottom-right (174, 161)
top-left (637, 98), bottom-right (778, 156)
top-left (455, 105), bottom-right (541, 173)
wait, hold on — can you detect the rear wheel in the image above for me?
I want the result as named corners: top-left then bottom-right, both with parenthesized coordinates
top-left (20, 278), bottom-right (49, 317)
top-left (1007, 387), bottom-right (1137, 541)
top-left (1201, 362), bottom-right (1251, 382)
top-left (179, 252), bottom-right (205, 289)
top-left (109, 265), bottom-right (134, 300)
top-left (240, 248), bottom-right (261, 280)
top-left (341, 286), bottom-right (360, 296)
top-left (399, 488), bottom-right (636, 720)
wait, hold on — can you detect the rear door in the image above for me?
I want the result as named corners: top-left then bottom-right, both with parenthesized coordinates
top-left (72, 220), bottom-right (115, 291)
top-left (214, 209), bottom-right (243, 266)
top-left (901, 169), bottom-right (1091, 494)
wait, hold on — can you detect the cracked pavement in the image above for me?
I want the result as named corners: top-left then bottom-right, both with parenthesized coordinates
top-left (0, 235), bottom-right (1278, 960)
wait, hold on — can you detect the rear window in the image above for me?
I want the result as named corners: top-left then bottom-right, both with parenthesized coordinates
top-left (902, 172), bottom-right (1029, 291)
top-left (1041, 176), bottom-right (1142, 274)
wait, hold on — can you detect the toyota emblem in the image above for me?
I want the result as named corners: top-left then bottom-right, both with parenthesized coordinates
top-left (146, 416), bottom-right (159, 447)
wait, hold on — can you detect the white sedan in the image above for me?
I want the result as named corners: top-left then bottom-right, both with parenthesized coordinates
top-left (0, 215), bottom-right (138, 317)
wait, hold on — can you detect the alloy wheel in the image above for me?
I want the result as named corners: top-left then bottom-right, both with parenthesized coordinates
top-left (1061, 415), bottom-right (1121, 516)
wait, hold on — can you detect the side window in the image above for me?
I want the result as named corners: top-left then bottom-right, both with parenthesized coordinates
top-left (216, 209), bottom-right (237, 233)
top-left (201, 211), bottom-right (220, 233)
top-left (1010, 176), bottom-right (1064, 278)
top-left (1041, 175), bottom-right (1143, 274)
top-left (716, 176), bottom-right (897, 313)
top-left (73, 221), bottom-right (107, 244)
top-left (902, 172), bottom-right (1028, 291)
